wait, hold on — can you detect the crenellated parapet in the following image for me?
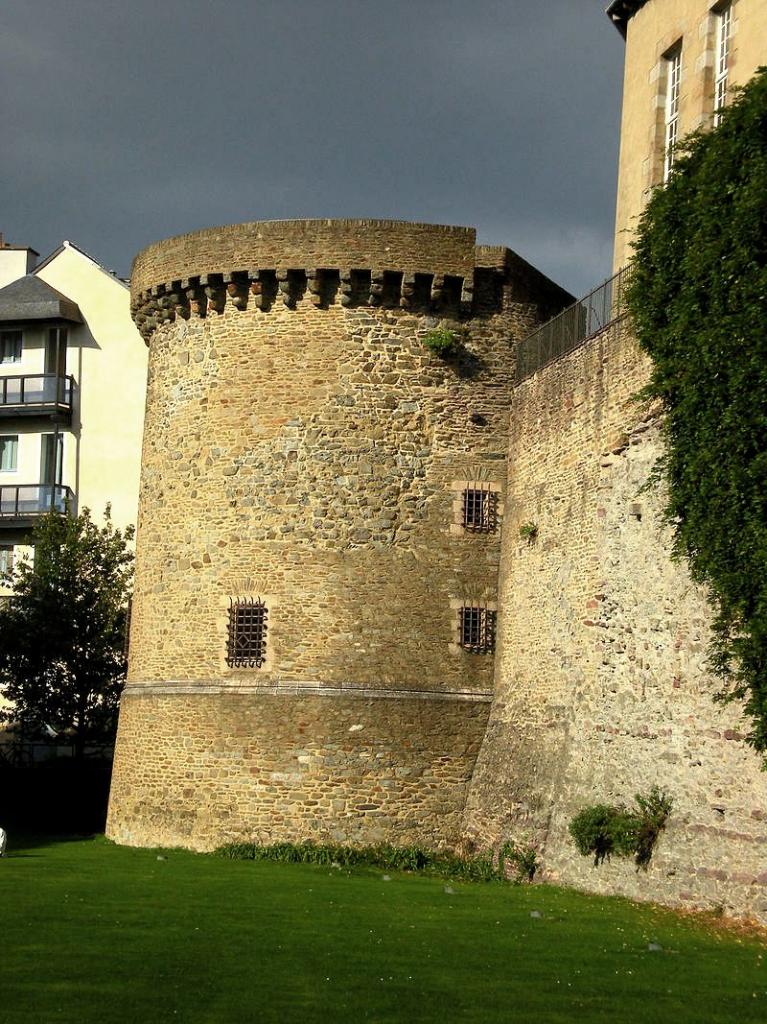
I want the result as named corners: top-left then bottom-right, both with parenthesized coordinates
top-left (128, 219), bottom-right (549, 342)
top-left (131, 265), bottom-right (481, 340)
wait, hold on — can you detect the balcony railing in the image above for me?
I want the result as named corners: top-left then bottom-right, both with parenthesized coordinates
top-left (0, 374), bottom-right (74, 417)
top-left (0, 484), bottom-right (75, 524)
top-left (515, 264), bottom-right (635, 383)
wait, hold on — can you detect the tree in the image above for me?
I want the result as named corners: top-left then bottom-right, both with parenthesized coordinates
top-left (625, 68), bottom-right (767, 758)
top-left (0, 506), bottom-right (134, 759)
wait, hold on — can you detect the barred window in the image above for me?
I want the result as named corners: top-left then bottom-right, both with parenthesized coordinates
top-left (226, 597), bottom-right (268, 668)
top-left (459, 605), bottom-right (496, 655)
top-left (462, 486), bottom-right (498, 532)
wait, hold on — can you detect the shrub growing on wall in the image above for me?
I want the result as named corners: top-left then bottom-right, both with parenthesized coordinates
top-left (422, 326), bottom-right (465, 359)
top-left (625, 68), bottom-right (767, 759)
top-left (569, 788), bottom-right (673, 870)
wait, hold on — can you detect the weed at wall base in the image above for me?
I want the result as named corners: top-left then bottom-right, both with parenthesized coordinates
top-left (215, 839), bottom-right (538, 883)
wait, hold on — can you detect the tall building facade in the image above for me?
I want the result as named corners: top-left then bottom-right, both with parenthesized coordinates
top-left (0, 238), bottom-right (147, 588)
top-left (610, 0), bottom-right (767, 268)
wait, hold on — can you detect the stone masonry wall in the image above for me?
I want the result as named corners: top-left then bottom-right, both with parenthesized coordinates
top-left (131, 219), bottom-right (477, 298)
top-left (107, 689), bottom-right (490, 852)
top-left (464, 320), bottom-right (767, 923)
top-left (109, 219), bottom-right (572, 850)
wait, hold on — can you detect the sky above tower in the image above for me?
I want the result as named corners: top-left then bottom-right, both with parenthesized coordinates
top-left (2, 0), bottom-right (624, 297)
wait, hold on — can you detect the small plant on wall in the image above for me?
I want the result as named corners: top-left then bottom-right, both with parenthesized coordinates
top-left (422, 325), bottom-right (465, 359)
top-left (568, 786), bottom-right (673, 870)
top-left (519, 521), bottom-right (538, 545)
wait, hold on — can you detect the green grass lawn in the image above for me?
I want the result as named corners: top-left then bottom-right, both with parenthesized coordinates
top-left (0, 835), bottom-right (765, 1024)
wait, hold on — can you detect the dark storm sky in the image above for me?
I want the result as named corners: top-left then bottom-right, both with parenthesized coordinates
top-left (2, 1), bottom-right (625, 296)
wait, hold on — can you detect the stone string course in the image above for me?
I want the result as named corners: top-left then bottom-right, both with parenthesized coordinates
top-left (107, 219), bottom-right (572, 851)
top-left (463, 319), bottom-right (767, 924)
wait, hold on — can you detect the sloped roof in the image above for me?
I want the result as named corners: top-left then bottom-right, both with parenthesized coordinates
top-left (606, 0), bottom-right (648, 37)
top-left (0, 274), bottom-right (83, 323)
top-left (35, 239), bottom-right (129, 289)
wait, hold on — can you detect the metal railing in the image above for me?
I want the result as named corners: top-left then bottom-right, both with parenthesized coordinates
top-left (0, 484), bottom-right (75, 519)
top-left (0, 374), bottom-right (74, 412)
top-left (516, 264), bottom-right (634, 383)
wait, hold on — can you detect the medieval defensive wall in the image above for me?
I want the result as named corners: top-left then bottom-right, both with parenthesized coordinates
top-left (464, 315), bottom-right (767, 924)
top-left (107, 216), bottom-right (767, 925)
top-left (106, 218), bottom-right (571, 852)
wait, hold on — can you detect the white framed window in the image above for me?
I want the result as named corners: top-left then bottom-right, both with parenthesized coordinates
top-left (0, 330), bottom-right (22, 364)
top-left (663, 45), bottom-right (682, 181)
top-left (714, 3), bottom-right (732, 126)
top-left (40, 433), bottom-right (64, 485)
top-left (0, 545), bottom-right (14, 575)
top-left (0, 435), bottom-right (19, 473)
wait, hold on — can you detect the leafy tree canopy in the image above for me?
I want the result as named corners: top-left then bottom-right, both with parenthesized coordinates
top-left (0, 506), bottom-right (134, 757)
top-left (625, 68), bottom-right (767, 758)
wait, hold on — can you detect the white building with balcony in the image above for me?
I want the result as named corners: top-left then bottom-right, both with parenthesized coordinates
top-left (0, 236), bottom-right (147, 584)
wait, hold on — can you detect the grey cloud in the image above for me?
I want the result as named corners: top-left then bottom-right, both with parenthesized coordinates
top-left (2, 0), bottom-right (623, 295)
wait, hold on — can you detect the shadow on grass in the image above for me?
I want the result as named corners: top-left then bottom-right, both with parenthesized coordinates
top-left (4, 832), bottom-right (102, 855)
top-left (1, 760), bottom-right (112, 840)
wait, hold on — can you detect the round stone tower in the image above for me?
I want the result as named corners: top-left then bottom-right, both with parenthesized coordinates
top-left (107, 219), bottom-right (570, 851)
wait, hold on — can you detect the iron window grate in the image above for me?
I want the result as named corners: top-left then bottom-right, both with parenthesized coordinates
top-left (227, 597), bottom-right (268, 668)
top-left (462, 486), bottom-right (498, 532)
top-left (459, 605), bottom-right (497, 654)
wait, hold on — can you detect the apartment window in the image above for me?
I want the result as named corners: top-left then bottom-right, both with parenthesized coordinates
top-left (459, 605), bottom-right (497, 655)
top-left (714, 3), bottom-right (732, 126)
top-left (663, 46), bottom-right (682, 181)
top-left (226, 597), bottom-right (268, 668)
top-left (0, 435), bottom-right (19, 473)
top-left (462, 486), bottom-right (498, 533)
top-left (46, 327), bottom-right (68, 376)
top-left (0, 546), bottom-right (13, 574)
top-left (40, 433), bottom-right (64, 486)
top-left (0, 330), bottom-right (22, 364)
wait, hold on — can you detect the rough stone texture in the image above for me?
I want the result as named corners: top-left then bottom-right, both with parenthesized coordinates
top-left (464, 319), bottom-right (767, 924)
top-left (131, 219), bottom-right (478, 299)
top-left (107, 689), bottom-right (490, 851)
top-left (109, 218), bottom-right (767, 925)
top-left (109, 219), bottom-right (572, 850)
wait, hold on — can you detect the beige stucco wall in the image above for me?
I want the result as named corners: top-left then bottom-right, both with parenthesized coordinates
top-left (613, 0), bottom-right (767, 270)
top-left (36, 244), bottom-right (147, 534)
top-left (0, 244), bottom-right (146, 613)
top-left (0, 248), bottom-right (37, 290)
